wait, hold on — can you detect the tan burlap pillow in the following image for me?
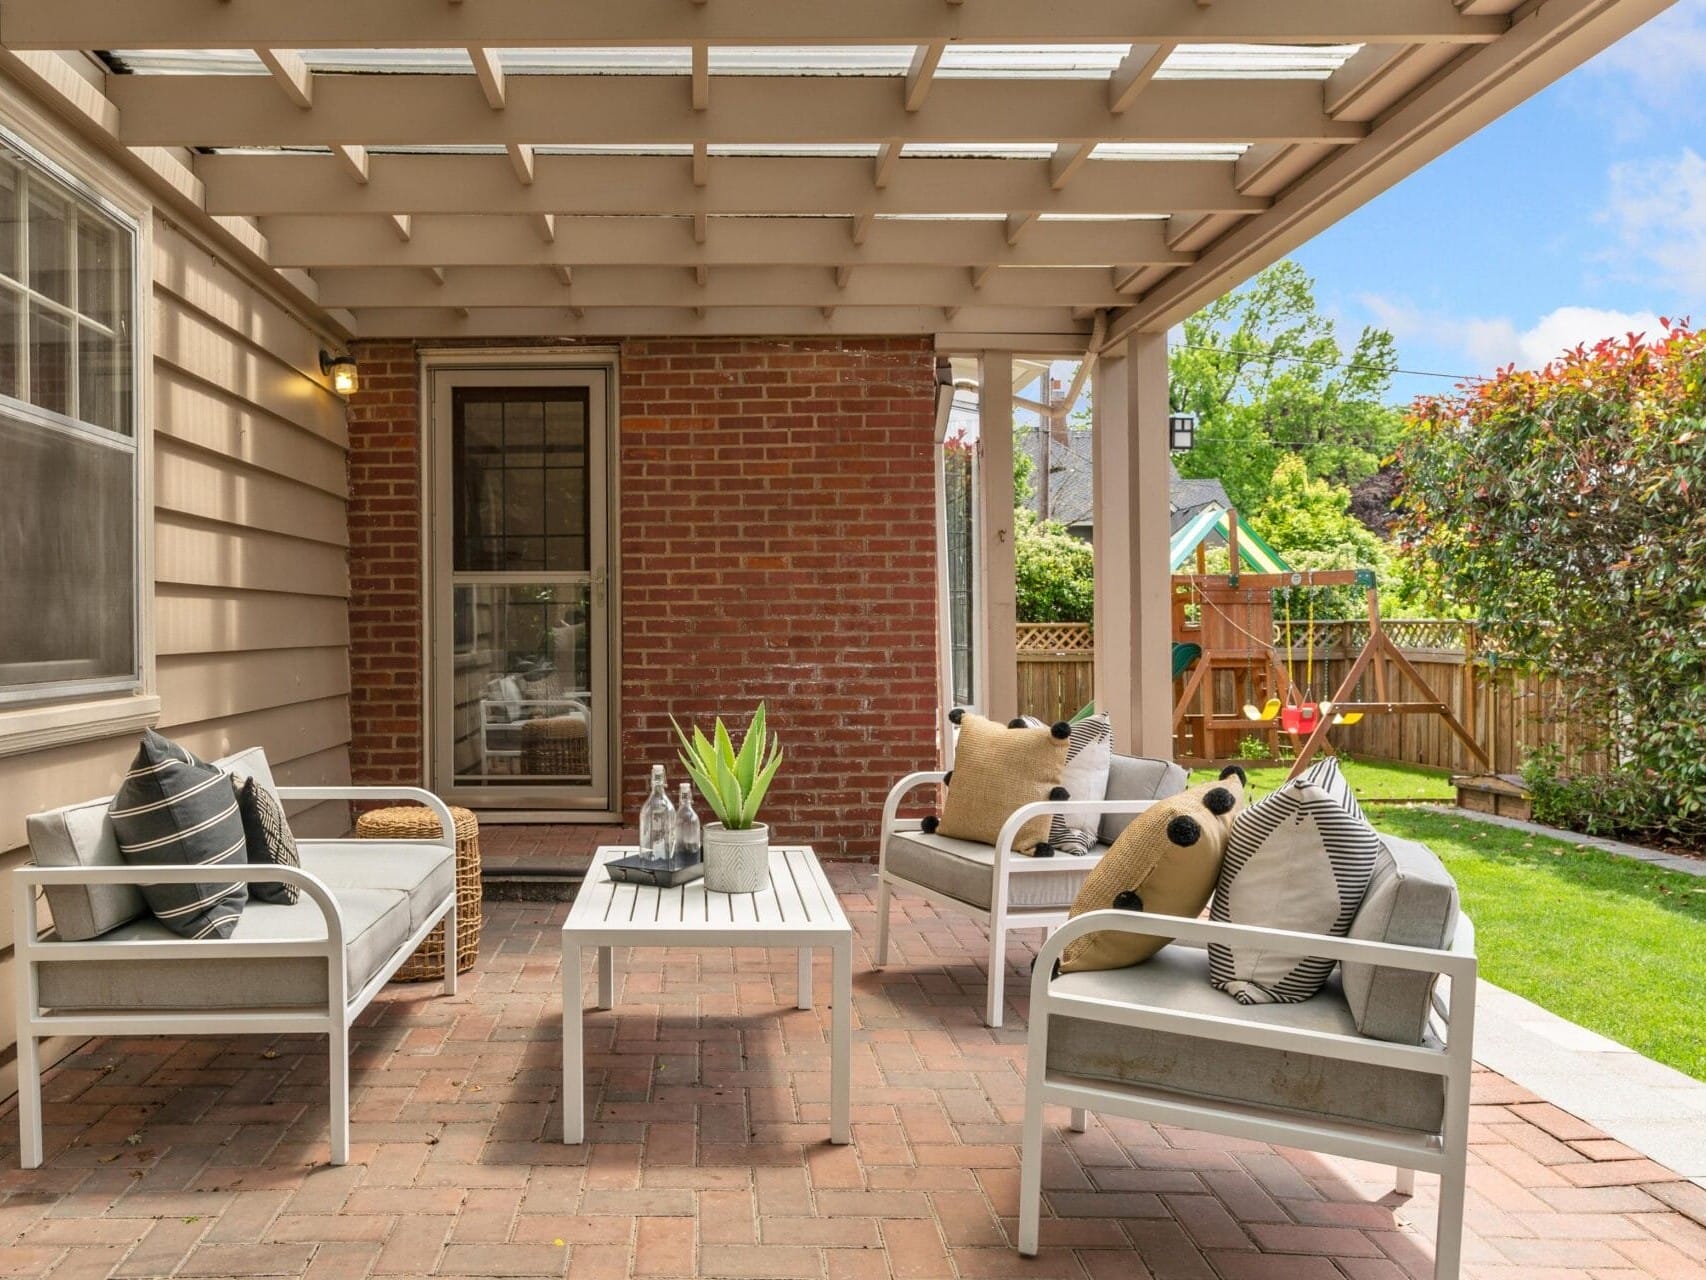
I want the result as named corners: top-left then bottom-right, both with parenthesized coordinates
top-left (925, 713), bottom-right (1070, 851)
top-left (1058, 766), bottom-right (1247, 973)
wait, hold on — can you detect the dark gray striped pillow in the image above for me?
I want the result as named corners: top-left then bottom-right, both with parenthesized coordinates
top-left (108, 730), bottom-right (249, 939)
top-left (1207, 756), bottom-right (1380, 1004)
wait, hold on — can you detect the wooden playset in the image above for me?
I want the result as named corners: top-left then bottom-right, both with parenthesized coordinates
top-left (1170, 512), bottom-right (1490, 778)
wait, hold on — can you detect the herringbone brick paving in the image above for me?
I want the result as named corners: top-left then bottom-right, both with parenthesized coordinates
top-left (3, 864), bottom-right (1703, 1279)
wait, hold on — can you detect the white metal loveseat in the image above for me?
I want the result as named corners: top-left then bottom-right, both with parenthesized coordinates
top-left (1019, 854), bottom-right (1477, 1279)
top-left (14, 746), bottom-right (459, 1169)
top-left (876, 753), bottom-right (1188, 1027)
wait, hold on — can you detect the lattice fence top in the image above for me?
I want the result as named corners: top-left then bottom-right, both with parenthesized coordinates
top-left (1016, 622), bottom-right (1094, 653)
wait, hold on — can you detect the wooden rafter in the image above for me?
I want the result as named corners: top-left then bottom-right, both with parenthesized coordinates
top-left (1, 1), bottom-right (1509, 48)
top-left (107, 76), bottom-right (1365, 148)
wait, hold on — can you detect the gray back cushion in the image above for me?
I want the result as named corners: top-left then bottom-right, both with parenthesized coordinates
top-left (1342, 836), bottom-right (1460, 1044)
top-left (26, 797), bottom-right (148, 941)
top-left (215, 746), bottom-right (278, 792)
top-left (1098, 754), bottom-right (1189, 845)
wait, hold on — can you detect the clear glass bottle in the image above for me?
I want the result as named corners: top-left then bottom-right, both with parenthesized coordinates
top-left (638, 765), bottom-right (675, 864)
top-left (673, 782), bottom-right (702, 862)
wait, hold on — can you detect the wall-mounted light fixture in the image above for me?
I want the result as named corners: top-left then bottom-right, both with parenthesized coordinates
top-left (1168, 411), bottom-right (1197, 452)
top-left (320, 349), bottom-right (360, 397)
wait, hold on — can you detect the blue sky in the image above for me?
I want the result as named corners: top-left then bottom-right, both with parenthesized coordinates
top-left (1286, 0), bottom-right (1706, 405)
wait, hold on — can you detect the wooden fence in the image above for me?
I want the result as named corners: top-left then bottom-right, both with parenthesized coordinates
top-left (1016, 620), bottom-right (1607, 775)
top-left (1016, 623), bottom-right (1095, 724)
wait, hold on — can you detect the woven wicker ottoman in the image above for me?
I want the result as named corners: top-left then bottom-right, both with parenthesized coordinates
top-left (522, 714), bottom-right (590, 779)
top-left (356, 804), bottom-right (482, 980)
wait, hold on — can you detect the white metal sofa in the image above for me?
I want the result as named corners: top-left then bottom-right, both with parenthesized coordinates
top-left (875, 753), bottom-right (1188, 1027)
top-left (14, 746), bottom-right (458, 1169)
top-left (1018, 836), bottom-right (1477, 1279)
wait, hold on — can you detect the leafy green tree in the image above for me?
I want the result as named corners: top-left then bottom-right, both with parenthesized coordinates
top-left (1014, 509), bottom-right (1095, 623)
top-left (1171, 261), bottom-right (1407, 514)
top-left (1398, 324), bottom-right (1706, 838)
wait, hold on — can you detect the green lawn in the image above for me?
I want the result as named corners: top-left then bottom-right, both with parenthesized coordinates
top-left (1375, 809), bottom-right (1706, 1081)
top-left (1190, 756), bottom-right (1455, 803)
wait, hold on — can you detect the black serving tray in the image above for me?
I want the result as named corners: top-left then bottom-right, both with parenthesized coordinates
top-left (604, 851), bottom-right (705, 887)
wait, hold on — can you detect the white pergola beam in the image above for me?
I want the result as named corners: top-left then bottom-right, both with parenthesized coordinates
top-left (1049, 143), bottom-right (1092, 190)
top-left (307, 264), bottom-right (1134, 310)
top-left (1106, 0), bottom-right (1674, 338)
top-left (332, 144), bottom-right (369, 183)
top-left (533, 212), bottom-right (556, 243)
top-left (348, 304), bottom-right (1089, 338)
top-left (0, 1), bottom-right (1507, 47)
top-left (507, 142), bottom-right (535, 184)
top-left (255, 48), bottom-right (312, 108)
top-left (468, 46), bottom-right (506, 109)
top-left (109, 76), bottom-right (1365, 148)
top-left (691, 44), bottom-right (709, 110)
top-left (256, 214), bottom-right (1200, 269)
top-left (905, 42), bottom-right (945, 111)
top-left (198, 154), bottom-right (1265, 216)
top-left (1109, 43), bottom-right (1173, 113)
top-left (873, 140), bottom-right (901, 189)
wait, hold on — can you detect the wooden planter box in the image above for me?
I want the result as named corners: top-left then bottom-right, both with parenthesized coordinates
top-left (1453, 773), bottom-right (1534, 821)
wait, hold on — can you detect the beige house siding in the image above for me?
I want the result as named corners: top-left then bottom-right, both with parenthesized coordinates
top-left (0, 98), bottom-right (353, 1094)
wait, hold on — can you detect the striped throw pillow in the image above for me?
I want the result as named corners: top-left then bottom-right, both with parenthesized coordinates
top-left (1206, 756), bottom-right (1381, 1004)
top-left (1020, 714), bottom-right (1113, 855)
top-left (108, 730), bottom-right (249, 939)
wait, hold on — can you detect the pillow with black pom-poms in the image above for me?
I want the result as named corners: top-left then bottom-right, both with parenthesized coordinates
top-left (1057, 767), bottom-right (1247, 972)
top-left (923, 711), bottom-right (1070, 854)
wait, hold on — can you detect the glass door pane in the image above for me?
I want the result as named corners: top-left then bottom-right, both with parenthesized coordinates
top-left (437, 375), bottom-right (606, 806)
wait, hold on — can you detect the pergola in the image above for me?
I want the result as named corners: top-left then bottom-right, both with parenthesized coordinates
top-left (0, 0), bottom-right (1672, 751)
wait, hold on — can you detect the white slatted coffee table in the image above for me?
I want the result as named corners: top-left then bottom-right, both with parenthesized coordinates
top-left (562, 844), bottom-right (852, 1145)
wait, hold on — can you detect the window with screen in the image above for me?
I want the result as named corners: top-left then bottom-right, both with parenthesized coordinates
top-left (0, 133), bottom-right (140, 705)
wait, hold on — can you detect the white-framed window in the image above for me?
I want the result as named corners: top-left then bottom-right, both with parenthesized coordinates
top-left (0, 127), bottom-right (141, 708)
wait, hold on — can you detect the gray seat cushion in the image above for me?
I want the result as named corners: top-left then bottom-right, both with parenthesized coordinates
top-left (298, 843), bottom-right (455, 933)
top-left (1099, 755), bottom-right (1190, 845)
top-left (886, 830), bottom-right (1104, 910)
top-left (1045, 945), bottom-right (1445, 1134)
top-left (36, 888), bottom-right (410, 1011)
top-left (1343, 837), bottom-right (1460, 1044)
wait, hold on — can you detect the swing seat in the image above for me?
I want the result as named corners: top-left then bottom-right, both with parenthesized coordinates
top-left (1242, 698), bottom-right (1281, 722)
top-left (1333, 712), bottom-right (1364, 726)
top-left (1280, 704), bottom-right (1322, 734)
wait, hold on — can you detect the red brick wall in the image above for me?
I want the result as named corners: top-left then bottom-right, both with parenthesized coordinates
top-left (344, 337), bottom-right (942, 857)
top-left (346, 342), bottom-right (426, 786)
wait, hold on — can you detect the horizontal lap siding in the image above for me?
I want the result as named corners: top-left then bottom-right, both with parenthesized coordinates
top-left (149, 223), bottom-right (353, 835)
top-left (0, 218), bottom-right (352, 1095)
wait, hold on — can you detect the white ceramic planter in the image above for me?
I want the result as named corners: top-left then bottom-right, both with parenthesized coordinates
top-left (703, 821), bottom-right (769, 893)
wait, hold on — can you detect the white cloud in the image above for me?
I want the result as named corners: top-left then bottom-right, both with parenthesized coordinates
top-left (1582, 0), bottom-right (1706, 134)
top-left (1359, 295), bottom-right (1665, 374)
top-left (1589, 0), bottom-right (1706, 106)
top-left (1599, 148), bottom-right (1706, 297)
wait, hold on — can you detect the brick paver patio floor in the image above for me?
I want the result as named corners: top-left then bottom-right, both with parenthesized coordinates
top-left (3, 865), bottom-right (1704, 1279)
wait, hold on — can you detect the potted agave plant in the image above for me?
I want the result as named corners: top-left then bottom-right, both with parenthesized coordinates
top-left (672, 703), bottom-right (784, 893)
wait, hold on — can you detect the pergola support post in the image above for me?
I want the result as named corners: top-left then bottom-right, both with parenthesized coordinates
top-left (1092, 333), bottom-right (1173, 758)
top-left (977, 351), bottom-right (1019, 722)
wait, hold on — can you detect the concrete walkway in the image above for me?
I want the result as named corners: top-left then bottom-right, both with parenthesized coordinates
top-left (1474, 981), bottom-right (1706, 1187)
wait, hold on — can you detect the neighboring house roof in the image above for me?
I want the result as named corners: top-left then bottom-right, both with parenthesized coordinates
top-left (1021, 428), bottom-right (1230, 534)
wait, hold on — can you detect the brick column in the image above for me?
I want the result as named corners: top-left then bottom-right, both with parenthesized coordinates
top-left (345, 342), bottom-right (425, 786)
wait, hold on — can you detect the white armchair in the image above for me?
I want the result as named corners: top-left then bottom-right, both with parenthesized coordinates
top-left (874, 753), bottom-right (1188, 1027)
top-left (1018, 907), bottom-right (1477, 1279)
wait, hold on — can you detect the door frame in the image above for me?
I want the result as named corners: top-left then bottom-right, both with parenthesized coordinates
top-left (419, 347), bottom-right (621, 822)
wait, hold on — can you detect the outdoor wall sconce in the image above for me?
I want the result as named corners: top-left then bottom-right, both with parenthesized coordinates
top-left (1168, 411), bottom-right (1197, 452)
top-left (320, 349), bottom-right (360, 397)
